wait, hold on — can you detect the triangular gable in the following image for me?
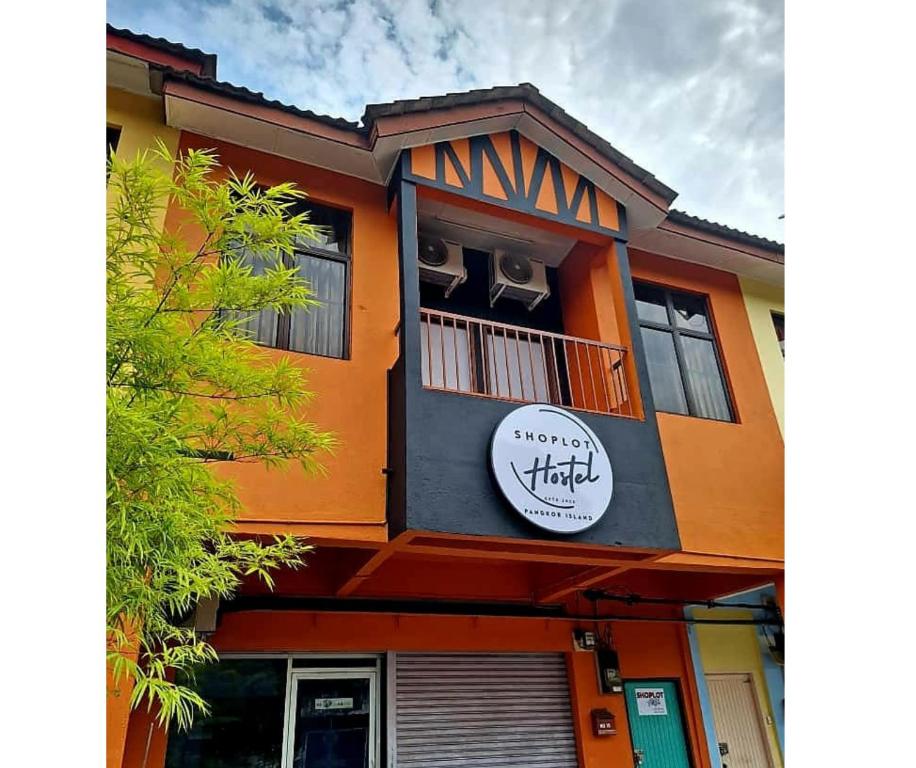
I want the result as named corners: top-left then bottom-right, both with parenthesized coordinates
top-left (405, 131), bottom-right (625, 238)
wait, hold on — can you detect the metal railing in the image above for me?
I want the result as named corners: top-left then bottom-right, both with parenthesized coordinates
top-left (419, 308), bottom-right (634, 417)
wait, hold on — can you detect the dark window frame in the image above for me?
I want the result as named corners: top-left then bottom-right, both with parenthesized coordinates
top-left (771, 311), bottom-right (785, 358)
top-left (107, 124), bottom-right (121, 156)
top-left (634, 280), bottom-right (736, 422)
top-left (107, 125), bottom-right (121, 182)
top-left (233, 199), bottom-right (353, 360)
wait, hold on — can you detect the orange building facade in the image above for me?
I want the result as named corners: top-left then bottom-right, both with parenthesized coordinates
top-left (108, 25), bottom-right (784, 768)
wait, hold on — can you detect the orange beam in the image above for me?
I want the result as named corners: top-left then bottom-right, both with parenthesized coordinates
top-left (404, 543), bottom-right (647, 569)
top-left (535, 555), bottom-right (668, 604)
top-left (335, 532), bottom-right (417, 597)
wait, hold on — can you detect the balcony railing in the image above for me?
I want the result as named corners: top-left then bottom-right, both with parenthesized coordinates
top-left (420, 308), bottom-right (634, 417)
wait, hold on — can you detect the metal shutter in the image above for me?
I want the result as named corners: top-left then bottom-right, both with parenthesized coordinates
top-left (394, 653), bottom-right (579, 768)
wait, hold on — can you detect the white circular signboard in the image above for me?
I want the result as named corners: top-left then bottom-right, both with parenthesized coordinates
top-left (489, 404), bottom-right (613, 534)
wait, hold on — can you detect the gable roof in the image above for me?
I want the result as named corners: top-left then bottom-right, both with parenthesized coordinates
top-left (362, 84), bottom-right (678, 206)
top-left (107, 24), bottom-right (218, 78)
top-left (667, 210), bottom-right (784, 256)
top-left (107, 25), bottom-right (783, 259)
top-left (157, 68), bottom-right (363, 133)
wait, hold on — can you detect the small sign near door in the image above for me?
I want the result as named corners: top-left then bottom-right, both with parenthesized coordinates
top-left (634, 688), bottom-right (668, 716)
top-left (314, 697), bottom-right (354, 711)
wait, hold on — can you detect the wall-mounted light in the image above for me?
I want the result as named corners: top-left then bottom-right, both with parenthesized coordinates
top-left (761, 599), bottom-right (784, 666)
top-left (764, 624), bottom-right (784, 666)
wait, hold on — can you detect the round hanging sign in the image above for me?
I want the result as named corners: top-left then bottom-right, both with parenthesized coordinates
top-left (489, 404), bottom-right (613, 534)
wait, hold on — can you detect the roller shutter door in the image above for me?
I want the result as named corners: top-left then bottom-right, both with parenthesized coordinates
top-left (395, 653), bottom-right (579, 768)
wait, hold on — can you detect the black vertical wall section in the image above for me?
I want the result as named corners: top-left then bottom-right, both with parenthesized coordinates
top-left (387, 159), bottom-right (680, 550)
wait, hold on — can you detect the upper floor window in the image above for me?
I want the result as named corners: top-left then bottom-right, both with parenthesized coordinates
top-left (634, 281), bottom-right (734, 422)
top-left (232, 201), bottom-right (351, 359)
top-left (107, 126), bottom-right (121, 182)
top-left (771, 312), bottom-right (785, 357)
top-left (107, 125), bottom-right (121, 157)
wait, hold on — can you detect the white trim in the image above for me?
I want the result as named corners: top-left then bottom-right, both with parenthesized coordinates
top-left (280, 657), bottom-right (294, 768)
top-left (385, 652), bottom-right (397, 768)
top-left (713, 583), bottom-right (777, 604)
top-left (282, 667), bottom-right (380, 768)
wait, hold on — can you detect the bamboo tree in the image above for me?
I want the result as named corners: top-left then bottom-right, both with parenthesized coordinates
top-left (107, 143), bottom-right (334, 729)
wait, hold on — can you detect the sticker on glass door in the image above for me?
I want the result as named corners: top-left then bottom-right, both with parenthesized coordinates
top-left (284, 669), bottom-right (378, 768)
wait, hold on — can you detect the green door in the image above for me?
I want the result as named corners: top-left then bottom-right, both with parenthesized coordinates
top-left (624, 680), bottom-right (692, 768)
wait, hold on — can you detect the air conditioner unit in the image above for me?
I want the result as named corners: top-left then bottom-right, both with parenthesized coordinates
top-left (489, 249), bottom-right (550, 310)
top-left (177, 596), bottom-right (219, 636)
top-left (418, 235), bottom-right (466, 298)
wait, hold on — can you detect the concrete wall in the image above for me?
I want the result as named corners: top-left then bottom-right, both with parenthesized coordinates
top-left (694, 607), bottom-right (784, 766)
top-left (738, 277), bottom-right (784, 435)
top-left (106, 87), bottom-right (180, 232)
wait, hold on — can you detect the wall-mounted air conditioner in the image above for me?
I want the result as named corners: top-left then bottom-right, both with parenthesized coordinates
top-left (418, 235), bottom-right (466, 298)
top-left (489, 249), bottom-right (550, 310)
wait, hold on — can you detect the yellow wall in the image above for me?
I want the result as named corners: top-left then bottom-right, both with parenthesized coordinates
top-left (106, 87), bottom-right (179, 230)
top-left (739, 277), bottom-right (784, 435)
top-left (105, 86), bottom-right (179, 768)
top-left (694, 608), bottom-right (782, 767)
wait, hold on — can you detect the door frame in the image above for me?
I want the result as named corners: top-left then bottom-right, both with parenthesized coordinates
top-left (623, 678), bottom-right (695, 768)
top-left (705, 672), bottom-right (776, 768)
top-left (282, 667), bottom-right (380, 768)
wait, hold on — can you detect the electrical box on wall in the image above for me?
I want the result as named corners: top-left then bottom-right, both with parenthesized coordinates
top-left (596, 647), bottom-right (624, 694)
top-left (573, 629), bottom-right (598, 651)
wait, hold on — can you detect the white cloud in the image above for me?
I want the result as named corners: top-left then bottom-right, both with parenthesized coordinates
top-left (108, 0), bottom-right (784, 239)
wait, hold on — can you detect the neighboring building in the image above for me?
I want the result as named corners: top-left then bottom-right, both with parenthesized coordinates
top-left (107, 25), bottom-right (784, 768)
top-left (106, 27), bottom-right (216, 768)
top-left (739, 276), bottom-right (785, 434)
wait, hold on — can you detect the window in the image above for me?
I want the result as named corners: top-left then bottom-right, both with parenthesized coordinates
top-left (165, 657), bottom-right (380, 768)
top-left (107, 125), bottom-right (121, 157)
top-left (232, 201), bottom-right (351, 359)
top-left (107, 126), bottom-right (121, 181)
top-left (419, 318), bottom-right (556, 403)
top-left (634, 281), bottom-right (734, 421)
top-left (165, 658), bottom-right (288, 768)
top-left (771, 312), bottom-right (785, 357)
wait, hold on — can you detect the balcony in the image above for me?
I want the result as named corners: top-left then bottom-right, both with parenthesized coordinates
top-left (386, 176), bottom-right (678, 548)
top-left (419, 308), bottom-right (635, 417)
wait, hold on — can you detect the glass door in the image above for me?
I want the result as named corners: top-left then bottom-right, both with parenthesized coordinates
top-left (284, 669), bottom-right (378, 768)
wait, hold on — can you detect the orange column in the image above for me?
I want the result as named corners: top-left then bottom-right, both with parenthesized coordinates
top-left (567, 650), bottom-right (636, 766)
top-left (106, 666), bottom-right (133, 768)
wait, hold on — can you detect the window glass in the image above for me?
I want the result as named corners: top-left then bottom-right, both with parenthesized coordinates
top-left (680, 335), bottom-right (732, 421)
top-left (291, 676), bottom-right (371, 768)
top-left (222, 199), bottom-right (351, 359)
top-left (485, 332), bottom-right (550, 402)
top-left (165, 659), bottom-right (288, 768)
top-left (672, 291), bottom-right (710, 333)
top-left (640, 327), bottom-right (688, 415)
top-left (771, 312), bottom-right (785, 356)
top-left (634, 281), bottom-right (734, 421)
top-left (107, 126), bottom-right (121, 157)
top-left (298, 203), bottom-right (350, 254)
top-left (227, 251), bottom-right (280, 347)
top-left (289, 254), bottom-right (347, 358)
top-left (633, 282), bottom-right (669, 324)
top-left (421, 319), bottom-right (472, 392)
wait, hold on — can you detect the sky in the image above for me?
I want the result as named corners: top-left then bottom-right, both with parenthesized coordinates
top-left (107, 0), bottom-right (784, 241)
